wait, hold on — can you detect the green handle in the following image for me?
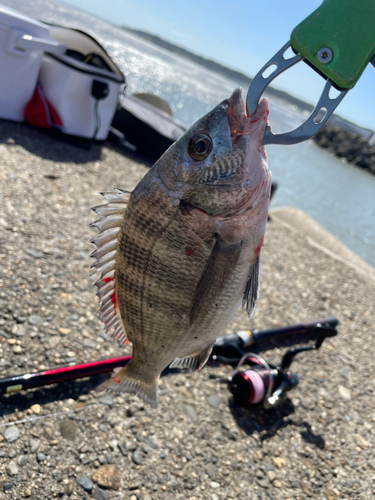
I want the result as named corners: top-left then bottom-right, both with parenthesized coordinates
top-left (291, 0), bottom-right (375, 89)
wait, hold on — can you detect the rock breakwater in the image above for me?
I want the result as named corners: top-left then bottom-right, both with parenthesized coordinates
top-left (313, 124), bottom-right (375, 175)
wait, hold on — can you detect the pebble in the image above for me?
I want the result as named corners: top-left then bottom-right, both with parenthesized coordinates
top-left (338, 386), bottom-right (351, 400)
top-left (6, 461), bottom-right (18, 475)
top-left (25, 249), bottom-right (44, 259)
top-left (15, 326), bottom-right (26, 336)
top-left (355, 434), bottom-right (370, 447)
top-left (46, 335), bottom-right (61, 349)
top-left (29, 439), bottom-right (40, 453)
top-left (92, 465), bottom-right (120, 490)
top-left (182, 404), bottom-right (198, 423)
top-left (99, 394), bottom-right (113, 407)
top-left (28, 315), bottom-right (41, 325)
top-left (37, 453), bottom-right (45, 463)
top-left (300, 480), bottom-right (313, 496)
top-left (340, 366), bottom-right (350, 379)
top-left (3, 483), bottom-right (13, 491)
top-left (132, 450), bottom-right (141, 465)
top-left (273, 480), bottom-right (282, 488)
top-left (77, 475), bottom-right (93, 492)
top-left (271, 457), bottom-right (286, 469)
top-left (43, 427), bottom-right (54, 440)
top-left (266, 470), bottom-right (276, 482)
top-left (83, 338), bottom-right (97, 348)
top-left (77, 442), bottom-right (89, 453)
top-left (325, 487), bottom-right (336, 500)
top-left (256, 478), bottom-right (269, 488)
top-left (93, 488), bottom-right (110, 500)
top-left (60, 420), bottom-right (77, 441)
top-left (256, 469), bottom-right (265, 479)
top-left (66, 482), bottom-right (74, 495)
top-left (210, 481), bottom-right (220, 489)
top-left (12, 345), bottom-right (22, 354)
top-left (18, 456), bottom-right (27, 467)
top-left (30, 404), bottom-right (41, 415)
top-left (4, 426), bottom-right (19, 443)
top-left (58, 327), bottom-right (71, 336)
top-left (207, 394), bottom-right (221, 408)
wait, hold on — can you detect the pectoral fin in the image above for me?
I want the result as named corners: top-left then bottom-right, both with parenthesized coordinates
top-left (190, 234), bottom-right (242, 325)
top-left (242, 254), bottom-right (260, 318)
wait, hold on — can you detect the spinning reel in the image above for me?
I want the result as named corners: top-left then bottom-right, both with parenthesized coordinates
top-left (213, 317), bottom-right (338, 409)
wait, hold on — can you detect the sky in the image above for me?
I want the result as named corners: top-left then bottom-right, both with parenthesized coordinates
top-left (62, 0), bottom-right (375, 130)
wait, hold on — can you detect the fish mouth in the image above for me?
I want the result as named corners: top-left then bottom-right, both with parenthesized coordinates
top-left (227, 88), bottom-right (269, 139)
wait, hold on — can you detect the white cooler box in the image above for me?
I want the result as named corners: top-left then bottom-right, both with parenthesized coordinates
top-left (0, 5), bottom-right (64, 121)
top-left (39, 26), bottom-right (125, 140)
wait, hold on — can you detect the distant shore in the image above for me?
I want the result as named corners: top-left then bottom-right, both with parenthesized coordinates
top-left (121, 25), bottom-right (375, 175)
top-left (121, 25), bottom-right (375, 151)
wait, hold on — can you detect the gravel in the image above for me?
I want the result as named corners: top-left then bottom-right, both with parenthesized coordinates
top-left (0, 121), bottom-right (374, 499)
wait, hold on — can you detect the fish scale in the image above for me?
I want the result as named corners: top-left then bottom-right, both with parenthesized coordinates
top-left (92, 88), bottom-right (271, 408)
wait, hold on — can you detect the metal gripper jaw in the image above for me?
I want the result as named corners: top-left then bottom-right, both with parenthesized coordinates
top-left (246, 42), bottom-right (348, 146)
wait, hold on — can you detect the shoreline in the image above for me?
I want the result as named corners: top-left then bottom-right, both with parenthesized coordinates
top-left (0, 121), bottom-right (374, 499)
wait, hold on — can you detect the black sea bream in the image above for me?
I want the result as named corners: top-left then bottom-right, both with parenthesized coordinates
top-left (91, 89), bottom-right (272, 408)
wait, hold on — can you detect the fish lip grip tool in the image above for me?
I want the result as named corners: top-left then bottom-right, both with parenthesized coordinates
top-left (247, 0), bottom-right (375, 146)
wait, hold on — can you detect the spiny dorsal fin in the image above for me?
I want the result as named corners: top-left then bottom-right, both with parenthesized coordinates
top-left (90, 189), bottom-right (130, 347)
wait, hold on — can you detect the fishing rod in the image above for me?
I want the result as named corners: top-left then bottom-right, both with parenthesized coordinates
top-left (0, 317), bottom-right (338, 406)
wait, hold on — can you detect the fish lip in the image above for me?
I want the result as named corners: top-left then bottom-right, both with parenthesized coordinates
top-left (227, 88), bottom-right (269, 137)
top-left (227, 88), bottom-right (247, 133)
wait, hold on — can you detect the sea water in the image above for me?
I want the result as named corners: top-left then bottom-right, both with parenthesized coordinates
top-left (4, 0), bottom-right (375, 267)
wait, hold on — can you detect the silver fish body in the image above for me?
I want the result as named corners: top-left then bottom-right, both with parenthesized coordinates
top-left (92, 89), bottom-right (272, 407)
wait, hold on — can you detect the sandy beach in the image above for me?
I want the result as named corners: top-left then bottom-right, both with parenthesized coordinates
top-left (0, 120), bottom-right (374, 500)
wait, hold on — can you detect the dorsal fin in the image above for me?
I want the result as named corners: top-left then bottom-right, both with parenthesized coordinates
top-left (90, 189), bottom-right (130, 347)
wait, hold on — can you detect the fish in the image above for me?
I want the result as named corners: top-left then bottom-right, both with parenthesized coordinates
top-left (90, 88), bottom-right (272, 408)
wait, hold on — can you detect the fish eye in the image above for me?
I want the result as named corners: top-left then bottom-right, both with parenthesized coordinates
top-left (188, 134), bottom-right (213, 161)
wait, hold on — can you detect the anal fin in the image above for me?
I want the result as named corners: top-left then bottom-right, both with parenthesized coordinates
top-left (170, 343), bottom-right (215, 372)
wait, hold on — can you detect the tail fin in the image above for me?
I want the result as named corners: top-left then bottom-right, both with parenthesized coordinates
top-left (97, 364), bottom-right (158, 409)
